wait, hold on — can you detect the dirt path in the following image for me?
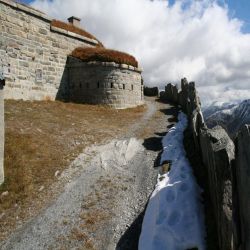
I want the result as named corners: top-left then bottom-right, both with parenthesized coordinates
top-left (0, 99), bottom-right (178, 250)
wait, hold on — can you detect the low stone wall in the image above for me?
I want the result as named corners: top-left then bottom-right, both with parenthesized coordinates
top-left (0, 0), bottom-right (98, 101)
top-left (144, 86), bottom-right (159, 97)
top-left (160, 83), bottom-right (178, 104)
top-left (0, 80), bottom-right (4, 185)
top-left (67, 57), bottom-right (144, 109)
top-left (161, 79), bottom-right (250, 250)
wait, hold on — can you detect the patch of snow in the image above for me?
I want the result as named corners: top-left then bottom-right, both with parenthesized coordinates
top-left (98, 138), bottom-right (144, 170)
top-left (60, 138), bottom-right (144, 177)
top-left (220, 109), bottom-right (234, 115)
top-left (139, 112), bottom-right (206, 250)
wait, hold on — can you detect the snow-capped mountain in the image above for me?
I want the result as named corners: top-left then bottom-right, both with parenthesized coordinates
top-left (203, 101), bottom-right (239, 118)
top-left (204, 99), bottom-right (250, 138)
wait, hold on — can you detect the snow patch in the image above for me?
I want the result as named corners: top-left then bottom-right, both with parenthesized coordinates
top-left (139, 112), bottom-right (206, 250)
top-left (70, 138), bottom-right (143, 171)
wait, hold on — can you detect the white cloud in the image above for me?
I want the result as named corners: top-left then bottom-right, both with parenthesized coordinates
top-left (31, 0), bottom-right (250, 106)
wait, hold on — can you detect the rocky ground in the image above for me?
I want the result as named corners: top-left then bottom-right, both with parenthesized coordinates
top-left (0, 98), bottom-right (178, 250)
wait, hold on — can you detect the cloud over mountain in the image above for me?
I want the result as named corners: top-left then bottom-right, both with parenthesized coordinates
top-left (31, 0), bottom-right (250, 105)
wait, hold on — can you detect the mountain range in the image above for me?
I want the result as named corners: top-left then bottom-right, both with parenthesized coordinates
top-left (204, 99), bottom-right (250, 138)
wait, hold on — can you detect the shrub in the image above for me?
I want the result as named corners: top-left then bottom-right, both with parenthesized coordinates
top-left (51, 20), bottom-right (104, 47)
top-left (71, 47), bottom-right (138, 67)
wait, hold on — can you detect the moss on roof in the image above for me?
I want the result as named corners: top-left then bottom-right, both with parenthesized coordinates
top-left (71, 47), bottom-right (138, 68)
top-left (51, 20), bottom-right (104, 47)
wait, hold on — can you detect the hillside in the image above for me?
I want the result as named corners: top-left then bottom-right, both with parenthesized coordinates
top-left (205, 99), bottom-right (250, 138)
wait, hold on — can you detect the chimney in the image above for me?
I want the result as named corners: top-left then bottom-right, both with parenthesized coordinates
top-left (67, 16), bottom-right (81, 27)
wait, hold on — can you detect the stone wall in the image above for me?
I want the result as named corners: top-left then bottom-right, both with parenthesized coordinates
top-left (0, 79), bottom-right (4, 185)
top-left (161, 79), bottom-right (250, 250)
top-left (160, 83), bottom-right (179, 104)
top-left (67, 57), bottom-right (144, 109)
top-left (0, 0), bottom-right (99, 101)
top-left (144, 86), bottom-right (159, 97)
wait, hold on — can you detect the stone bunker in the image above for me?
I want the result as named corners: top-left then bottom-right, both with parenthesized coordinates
top-left (0, 0), bottom-right (144, 185)
top-left (0, 0), bottom-right (143, 109)
top-left (67, 47), bottom-right (144, 109)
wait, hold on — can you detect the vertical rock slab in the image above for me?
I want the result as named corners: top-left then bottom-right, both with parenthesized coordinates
top-left (178, 78), bottom-right (189, 112)
top-left (162, 83), bottom-right (179, 104)
top-left (188, 81), bottom-right (201, 115)
top-left (200, 126), bottom-right (235, 250)
top-left (178, 79), bottom-right (201, 116)
top-left (0, 78), bottom-right (4, 185)
top-left (191, 109), bottom-right (205, 152)
top-left (236, 125), bottom-right (250, 250)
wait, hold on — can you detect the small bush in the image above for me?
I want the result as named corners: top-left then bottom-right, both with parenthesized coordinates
top-left (71, 47), bottom-right (138, 67)
top-left (51, 20), bottom-right (104, 47)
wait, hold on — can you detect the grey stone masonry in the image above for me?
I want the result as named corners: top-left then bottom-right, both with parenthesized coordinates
top-left (0, 79), bottom-right (4, 185)
top-left (67, 57), bottom-right (144, 109)
top-left (0, 0), bottom-right (99, 101)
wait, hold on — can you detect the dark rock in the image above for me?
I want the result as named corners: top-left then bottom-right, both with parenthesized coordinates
top-left (235, 125), bottom-right (250, 250)
top-left (200, 126), bottom-right (235, 250)
top-left (144, 86), bottom-right (159, 97)
top-left (191, 109), bottom-right (206, 152)
top-left (160, 83), bottom-right (178, 103)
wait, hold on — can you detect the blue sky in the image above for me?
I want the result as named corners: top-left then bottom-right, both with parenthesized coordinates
top-left (20, 0), bottom-right (250, 33)
top-left (222, 0), bottom-right (250, 33)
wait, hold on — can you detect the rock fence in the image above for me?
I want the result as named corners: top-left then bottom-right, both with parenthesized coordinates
top-left (144, 86), bottom-right (159, 97)
top-left (161, 78), bottom-right (250, 250)
top-left (160, 83), bottom-right (178, 104)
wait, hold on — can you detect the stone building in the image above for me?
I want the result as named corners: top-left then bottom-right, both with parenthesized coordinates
top-left (67, 56), bottom-right (143, 109)
top-left (0, 0), bottom-right (144, 184)
top-left (0, 0), bottom-right (99, 100)
top-left (0, 0), bottom-right (143, 108)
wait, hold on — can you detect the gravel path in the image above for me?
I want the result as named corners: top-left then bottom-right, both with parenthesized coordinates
top-left (1, 99), bottom-right (177, 250)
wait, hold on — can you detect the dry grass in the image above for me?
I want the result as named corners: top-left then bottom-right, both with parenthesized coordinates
top-left (71, 47), bottom-right (138, 67)
top-left (0, 100), bottom-right (145, 240)
top-left (138, 105), bottom-right (163, 139)
top-left (71, 228), bottom-right (96, 249)
top-left (80, 209), bottom-right (109, 227)
top-left (51, 20), bottom-right (104, 47)
top-left (71, 228), bottom-right (89, 241)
